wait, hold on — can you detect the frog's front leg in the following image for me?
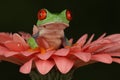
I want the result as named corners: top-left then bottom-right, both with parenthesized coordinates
top-left (62, 36), bottom-right (72, 47)
top-left (32, 31), bottom-right (39, 39)
top-left (27, 30), bottom-right (49, 49)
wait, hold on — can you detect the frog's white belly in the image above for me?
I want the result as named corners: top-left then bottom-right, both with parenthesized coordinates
top-left (39, 29), bottom-right (64, 49)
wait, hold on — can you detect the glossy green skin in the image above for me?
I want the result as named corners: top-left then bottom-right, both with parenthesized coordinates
top-left (36, 9), bottom-right (70, 26)
top-left (27, 37), bottom-right (38, 49)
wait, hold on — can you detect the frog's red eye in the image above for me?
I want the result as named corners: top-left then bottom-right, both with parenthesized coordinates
top-left (37, 9), bottom-right (47, 20)
top-left (66, 10), bottom-right (72, 21)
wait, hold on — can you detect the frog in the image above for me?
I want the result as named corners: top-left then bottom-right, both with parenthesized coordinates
top-left (27, 9), bottom-right (72, 49)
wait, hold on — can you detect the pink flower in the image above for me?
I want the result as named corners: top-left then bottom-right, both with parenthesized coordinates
top-left (20, 47), bottom-right (74, 75)
top-left (0, 33), bottom-right (74, 75)
top-left (0, 33), bottom-right (29, 56)
top-left (0, 33), bottom-right (31, 64)
top-left (69, 33), bottom-right (120, 67)
top-left (0, 32), bottom-right (120, 75)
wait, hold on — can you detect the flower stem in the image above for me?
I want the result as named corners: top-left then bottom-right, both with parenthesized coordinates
top-left (29, 68), bottom-right (75, 80)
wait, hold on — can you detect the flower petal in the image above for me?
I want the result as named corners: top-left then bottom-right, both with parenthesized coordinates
top-left (4, 41), bottom-right (25, 51)
top-left (21, 50), bottom-right (38, 56)
top-left (85, 34), bottom-right (94, 45)
top-left (20, 59), bottom-right (33, 74)
top-left (104, 44), bottom-right (120, 52)
top-left (4, 51), bottom-right (19, 57)
top-left (54, 48), bottom-right (70, 56)
top-left (112, 58), bottom-right (120, 64)
top-left (35, 60), bottom-right (55, 75)
top-left (37, 51), bottom-right (54, 60)
top-left (0, 56), bottom-right (23, 65)
top-left (18, 32), bottom-right (31, 40)
top-left (105, 34), bottom-right (120, 42)
top-left (53, 56), bottom-right (74, 74)
top-left (95, 43), bottom-right (117, 53)
top-left (85, 39), bottom-right (111, 53)
top-left (13, 33), bottom-right (29, 49)
top-left (0, 46), bottom-right (9, 55)
top-left (91, 54), bottom-right (112, 64)
top-left (76, 34), bottom-right (88, 47)
top-left (109, 52), bottom-right (120, 57)
top-left (0, 33), bottom-right (12, 43)
top-left (97, 33), bottom-right (106, 40)
top-left (73, 52), bottom-right (91, 62)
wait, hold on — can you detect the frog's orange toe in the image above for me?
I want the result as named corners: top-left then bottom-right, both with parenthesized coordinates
top-left (40, 47), bottom-right (46, 54)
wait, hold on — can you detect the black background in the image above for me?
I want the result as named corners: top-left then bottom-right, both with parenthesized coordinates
top-left (0, 0), bottom-right (120, 80)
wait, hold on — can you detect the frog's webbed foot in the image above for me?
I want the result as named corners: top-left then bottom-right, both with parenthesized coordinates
top-left (27, 37), bottom-right (38, 49)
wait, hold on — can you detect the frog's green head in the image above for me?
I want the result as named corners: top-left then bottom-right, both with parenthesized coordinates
top-left (36, 9), bottom-right (72, 29)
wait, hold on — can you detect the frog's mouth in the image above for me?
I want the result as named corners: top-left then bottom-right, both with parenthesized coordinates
top-left (38, 22), bottom-right (69, 30)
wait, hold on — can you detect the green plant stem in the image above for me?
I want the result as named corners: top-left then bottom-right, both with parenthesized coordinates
top-left (29, 68), bottom-right (75, 80)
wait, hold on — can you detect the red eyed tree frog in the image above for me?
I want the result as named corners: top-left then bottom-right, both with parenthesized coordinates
top-left (27, 9), bottom-right (72, 49)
